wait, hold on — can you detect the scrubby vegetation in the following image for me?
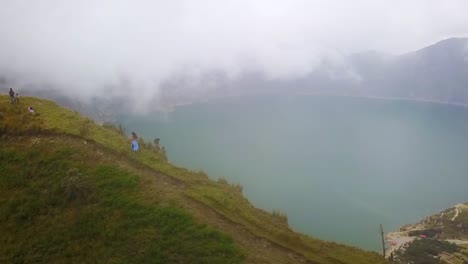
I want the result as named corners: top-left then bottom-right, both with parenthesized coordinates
top-left (408, 228), bottom-right (442, 238)
top-left (394, 239), bottom-right (463, 264)
top-left (391, 203), bottom-right (468, 264)
top-left (0, 95), bottom-right (387, 263)
top-left (0, 145), bottom-right (243, 263)
top-left (402, 204), bottom-right (468, 240)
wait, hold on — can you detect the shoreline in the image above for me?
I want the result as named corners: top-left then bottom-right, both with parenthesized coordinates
top-left (296, 93), bottom-right (468, 108)
top-left (153, 93), bottom-right (468, 113)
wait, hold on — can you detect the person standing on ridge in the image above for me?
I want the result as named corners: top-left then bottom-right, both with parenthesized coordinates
top-left (131, 132), bottom-right (139, 152)
top-left (8, 88), bottom-right (15, 104)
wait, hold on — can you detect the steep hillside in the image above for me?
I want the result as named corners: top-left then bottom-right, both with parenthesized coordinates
top-left (0, 95), bottom-right (386, 263)
top-left (399, 202), bottom-right (468, 240)
top-left (352, 38), bottom-right (468, 103)
top-left (387, 203), bottom-right (468, 263)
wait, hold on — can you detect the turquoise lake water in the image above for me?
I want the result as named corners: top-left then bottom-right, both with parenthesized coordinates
top-left (120, 95), bottom-right (468, 251)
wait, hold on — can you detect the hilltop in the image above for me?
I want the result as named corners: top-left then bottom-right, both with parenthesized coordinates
top-left (0, 95), bottom-right (386, 263)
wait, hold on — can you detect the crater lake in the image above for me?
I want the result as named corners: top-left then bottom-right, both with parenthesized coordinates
top-left (120, 95), bottom-right (468, 251)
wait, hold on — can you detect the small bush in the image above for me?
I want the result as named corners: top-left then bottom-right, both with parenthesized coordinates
top-left (118, 124), bottom-right (126, 136)
top-left (408, 228), bottom-right (442, 238)
top-left (138, 137), bottom-right (152, 150)
top-left (396, 238), bottom-right (460, 264)
top-left (61, 168), bottom-right (91, 203)
top-left (271, 209), bottom-right (288, 224)
top-left (161, 146), bottom-right (168, 161)
top-left (79, 119), bottom-right (93, 137)
top-left (232, 183), bottom-right (243, 193)
top-left (102, 122), bottom-right (127, 136)
top-left (217, 177), bottom-right (228, 185)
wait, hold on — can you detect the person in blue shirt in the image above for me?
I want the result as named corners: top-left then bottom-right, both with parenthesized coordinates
top-left (131, 132), bottom-right (139, 152)
top-left (132, 139), bottom-right (139, 152)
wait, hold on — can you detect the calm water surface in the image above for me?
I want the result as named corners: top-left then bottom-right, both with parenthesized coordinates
top-left (120, 96), bottom-right (468, 251)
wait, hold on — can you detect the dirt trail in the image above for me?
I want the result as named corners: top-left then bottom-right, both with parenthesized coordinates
top-left (452, 205), bottom-right (461, 221)
top-left (451, 203), bottom-right (467, 221)
top-left (183, 195), bottom-right (316, 264)
top-left (5, 134), bottom-right (318, 264)
top-left (446, 239), bottom-right (468, 245)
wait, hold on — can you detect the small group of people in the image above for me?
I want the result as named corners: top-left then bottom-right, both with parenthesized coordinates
top-left (8, 88), bottom-right (36, 114)
top-left (11, 87), bottom-right (138, 152)
top-left (8, 88), bottom-right (19, 104)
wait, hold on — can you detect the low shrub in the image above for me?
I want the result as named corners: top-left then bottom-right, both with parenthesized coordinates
top-left (62, 168), bottom-right (91, 203)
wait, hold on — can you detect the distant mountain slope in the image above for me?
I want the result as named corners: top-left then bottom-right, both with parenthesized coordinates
top-left (156, 37), bottom-right (468, 108)
top-left (0, 95), bottom-right (386, 263)
top-left (352, 38), bottom-right (468, 103)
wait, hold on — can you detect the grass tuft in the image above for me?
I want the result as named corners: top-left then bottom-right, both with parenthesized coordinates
top-left (270, 209), bottom-right (288, 224)
top-left (62, 168), bottom-right (92, 203)
top-left (0, 141), bottom-right (244, 263)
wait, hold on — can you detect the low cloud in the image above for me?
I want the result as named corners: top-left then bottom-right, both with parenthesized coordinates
top-left (1, 0), bottom-right (468, 108)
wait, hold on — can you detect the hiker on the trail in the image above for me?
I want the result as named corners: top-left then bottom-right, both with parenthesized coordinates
top-left (8, 88), bottom-right (15, 104)
top-left (132, 139), bottom-right (139, 152)
top-left (14, 93), bottom-right (19, 104)
top-left (131, 132), bottom-right (139, 152)
top-left (28, 106), bottom-right (35, 113)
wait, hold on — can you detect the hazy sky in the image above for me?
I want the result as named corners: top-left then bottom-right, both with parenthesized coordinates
top-left (1, 0), bottom-right (468, 103)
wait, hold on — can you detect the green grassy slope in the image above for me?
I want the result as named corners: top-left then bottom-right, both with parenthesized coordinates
top-left (0, 139), bottom-right (243, 263)
top-left (0, 95), bottom-right (387, 264)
